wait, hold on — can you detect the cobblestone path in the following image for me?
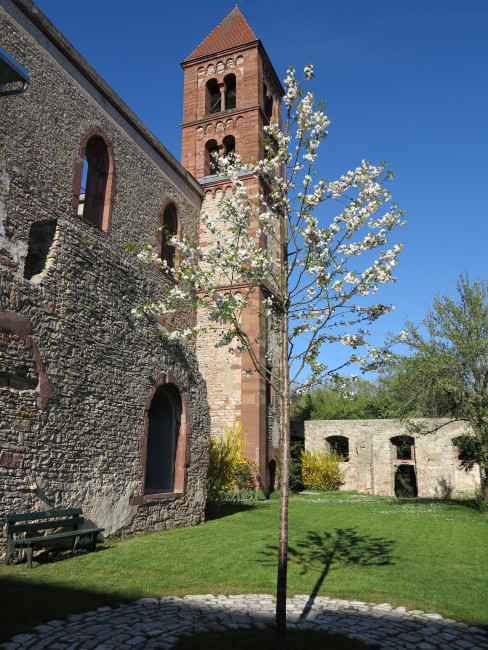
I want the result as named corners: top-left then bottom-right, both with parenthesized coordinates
top-left (3, 594), bottom-right (488, 649)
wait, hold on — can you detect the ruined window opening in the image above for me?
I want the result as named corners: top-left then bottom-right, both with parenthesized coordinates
top-left (145, 386), bottom-right (180, 494)
top-left (222, 135), bottom-right (235, 158)
top-left (224, 74), bottom-right (236, 110)
top-left (451, 435), bottom-right (479, 470)
top-left (205, 139), bottom-right (219, 176)
top-left (391, 435), bottom-right (414, 461)
top-left (159, 203), bottom-right (178, 269)
top-left (206, 79), bottom-right (221, 114)
top-left (0, 329), bottom-right (38, 390)
top-left (394, 465), bottom-right (418, 498)
top-left (326, 435), bottom-right (349, 461)
top-left (23, 218), bottom-right (57, 280)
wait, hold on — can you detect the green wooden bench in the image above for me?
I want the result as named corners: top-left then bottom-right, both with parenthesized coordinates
top-left (4, 507), bottom-right (104, 568)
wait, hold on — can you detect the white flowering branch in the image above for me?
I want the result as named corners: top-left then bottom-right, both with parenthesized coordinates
top-left (132, 63), bottom-right (405, 649)
top-left (134, 65), bottom-right (404, 393)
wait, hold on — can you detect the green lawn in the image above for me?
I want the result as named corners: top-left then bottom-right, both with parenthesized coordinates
top-left (1, 492), bottom-right (487, 643)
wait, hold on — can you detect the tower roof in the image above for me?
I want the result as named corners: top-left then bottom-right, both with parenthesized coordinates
top-left (184, 8), bottom-right (259, 62)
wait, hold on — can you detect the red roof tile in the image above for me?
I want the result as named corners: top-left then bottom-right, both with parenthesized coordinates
top-left (184, 8), bottom-right (259, 62)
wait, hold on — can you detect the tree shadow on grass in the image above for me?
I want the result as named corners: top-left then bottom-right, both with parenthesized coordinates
top-left (391, 495), bottom-right (480, 511)
top-left (205, 502), bottom-right (263, 521)
top-left (260, 527), bottom-right (395, 619)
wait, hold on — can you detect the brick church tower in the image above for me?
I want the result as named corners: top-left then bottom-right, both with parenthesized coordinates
top-left (181, 8), bottom-right (284, 490)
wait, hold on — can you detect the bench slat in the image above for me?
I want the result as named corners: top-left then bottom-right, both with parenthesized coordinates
top-left (6, 517), bottom-right (84, 534)
top-left (5, 508), bottom-right (82, 523)
top-left (11, 528), bottom-right (105, 546)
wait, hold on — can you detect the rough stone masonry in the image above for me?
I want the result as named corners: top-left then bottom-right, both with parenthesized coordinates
top-left (0, 0), bottom-right (210, 551)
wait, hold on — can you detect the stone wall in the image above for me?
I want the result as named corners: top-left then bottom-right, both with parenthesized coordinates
top-left (0, 0), bottom-right (210, 549)
top-left (304, 419), bottom-right (480, 498)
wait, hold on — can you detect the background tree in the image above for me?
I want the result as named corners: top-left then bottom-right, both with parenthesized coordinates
top-left (291, 377), bottom-right (391, 421)
top-left (384, 274), bottom-right (488, 508)
top-left (135, 65), bottom-right (404, 647)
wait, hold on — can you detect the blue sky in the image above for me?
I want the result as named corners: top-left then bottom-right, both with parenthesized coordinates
top-left (34, 0), bottom-right (488, 375)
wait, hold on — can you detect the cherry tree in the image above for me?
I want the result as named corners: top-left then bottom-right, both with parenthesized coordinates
top-left (135, 64), bottom-right (404, 648)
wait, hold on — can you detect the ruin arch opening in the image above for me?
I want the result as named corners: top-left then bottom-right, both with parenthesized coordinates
top-left (391, 435), bottom-right (414, 461)
top-left (325, 435), bottom-right (349, 461)
top-left (394, 464), bottom-right (418, 498)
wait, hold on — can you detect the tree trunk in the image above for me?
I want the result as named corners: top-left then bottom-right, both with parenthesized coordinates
top-left (276, 304), bottom-right (290, 649)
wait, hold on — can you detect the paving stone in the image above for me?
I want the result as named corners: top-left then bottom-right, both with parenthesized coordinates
top-left (3, 594), bottom-right (488, 650)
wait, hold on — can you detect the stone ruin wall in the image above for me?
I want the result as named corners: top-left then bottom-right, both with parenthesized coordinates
top-left (304, 419), bottom-right (480, 499)
top-left (0, 0), bottom-right (210, 550)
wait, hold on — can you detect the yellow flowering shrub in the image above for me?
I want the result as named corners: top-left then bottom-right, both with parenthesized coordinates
top-left (206, 420), bottom-right (257, 502)
top-left (300, 449), bottom-right (344, 490)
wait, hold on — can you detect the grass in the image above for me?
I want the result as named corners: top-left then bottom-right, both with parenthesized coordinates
top-left (1, 492), bottom-right (487, 643)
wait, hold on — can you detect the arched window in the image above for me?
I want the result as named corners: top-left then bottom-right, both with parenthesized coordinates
top-left (222, 135), bottom-right (235, 158)
top-left (224, 74), bottom-right (236, 110)
top-left (205, 139), bottom-right (219, 176)
top-left (326, 435), bottom-right (349, 461)
top-left (206, 79), bottom-right (221, 114)
top-left (144, 381), bottom-right (187, 495)
top-left (72, 128), bottom-right (115, 233)
top-left (159, 203), bottom-right (179, 269)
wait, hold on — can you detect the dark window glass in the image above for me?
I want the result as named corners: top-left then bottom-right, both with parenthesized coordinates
top-left (145, 389), bottom-right (176, 493)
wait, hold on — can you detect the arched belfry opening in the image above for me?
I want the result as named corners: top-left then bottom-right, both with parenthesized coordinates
top-left (224, 73), bottom-right (236, 110)
top-left (205, 139), bottom-right (219, 176)
top-left (222, 135), bottom-right (235, 158)
top-left (206, 78), bottom-right (221, 114)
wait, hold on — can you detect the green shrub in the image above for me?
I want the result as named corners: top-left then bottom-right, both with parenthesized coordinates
top-left (221, 490), bottom-right (266, 502)
top-left (206, 421), bottom-right (258, 503)
top-left (301, 448), bottom-right (344, 490)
